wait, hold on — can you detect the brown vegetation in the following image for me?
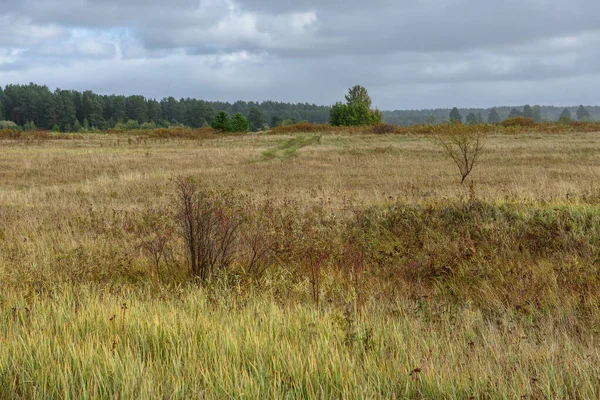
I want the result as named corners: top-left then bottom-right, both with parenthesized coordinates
top-left (2, 130), bottom-right (600, 397)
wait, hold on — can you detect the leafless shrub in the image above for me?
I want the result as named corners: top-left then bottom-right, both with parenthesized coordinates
top-left (342, 238), bottom-right (366, 310)
top-left (434, 130), bottom-right (485, 184)
top-left (174, 177), bottom-right (243, 281)
top-left (304, 249), bottom-right (328, 307)
top-left (136, 207), bottom-right (174, 283)
top-left (372, 123), bottom-right (396, 134)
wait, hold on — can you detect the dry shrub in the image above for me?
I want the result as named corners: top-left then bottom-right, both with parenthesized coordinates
top-left (108, 126), bottom-right (217, 139)
top-left (502, 117), bottom-right (536, 127)
top-left (372, 123), bottom-right (396, 134)
top-left (434, 129), bottom-right (486, 184)
top-left (174, 177), bottom-right (243, 281)
top-left (269, 123), bottom-right (370, 135)
top-left (0, 129), bottom-right (77, 140)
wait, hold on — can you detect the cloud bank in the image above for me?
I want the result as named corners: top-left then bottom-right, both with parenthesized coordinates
top-left (1, 0), bottom-right (599, 108)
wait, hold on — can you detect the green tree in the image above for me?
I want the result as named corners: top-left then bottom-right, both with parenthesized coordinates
top-left (248, 106), bottom-right (265, 132)
top-left (344, 85), bottom-right (372, 108)
top-left (523, 105), bottom-right (533, 119)
top-left (271, 116), bottom-right (284, 128)
top-left (82, 91), bottom-right (104, 128)
top-left (465, 112), bottom-right (478, 124)
top-left (330, 102), bottom-right (382, 126)
top-left (576, 105), bottom-right (591, 121)
top-left (230, 113), bottom-right (249, 132)
top-left (54, 89), bottom-right (77, 131)
top-left (532, 105), bottom-right (542, 122)
top-left (330, 86), bottom-right (382, 126)
top-left (559, 108), bottom-right (572, 122)
top-left (508, 108), bottom-right (522, 119)
top-left (126, 95), bottom-right (148, 123)
top-left (212, 111), bottom-right (231, 132)
top-left (449, 107), bottom-right (462, 123)
top-left (487, 108), bottom-right (501, 124)
top-left (0, 87), bottom-right (5, 121)
top-left (23, 120), bottom-right (36, 131)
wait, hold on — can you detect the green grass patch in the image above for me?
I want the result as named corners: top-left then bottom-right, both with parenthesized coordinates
top-left (259, 134), bottom-right (321, 161)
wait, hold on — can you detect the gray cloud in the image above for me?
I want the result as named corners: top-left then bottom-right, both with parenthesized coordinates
top-left (1, 0), bottom-right (599, 108)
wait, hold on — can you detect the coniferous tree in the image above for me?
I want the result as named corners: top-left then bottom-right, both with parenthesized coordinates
top-left (248, 106), bottom-right (265, 132)
top-left (230, 113), bottom-right (249, 132)
top-left (465, 112), bottom-right (478, 124)
top-left (576, 105), bottom-right (591, 121)
top-left (212, 111), bottom-right (231, 132)
top-left (0, 87), bottom-right (5, 121)
top-left (532, 105), bottom-right (542, 122)
top-left (487, 108), bottom-right (501, 124)
top-left (449, 107), bottom-right (462, 123)
top-left (330, 86), bottom-right (382, 126)
top-left (508, 108), bottom-right (522, 119)
top-left (559, 108), bottom-right (572, 122)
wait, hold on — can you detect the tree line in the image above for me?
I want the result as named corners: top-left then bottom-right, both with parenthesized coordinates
top-left (0, 83), bottom-right (330, 132)
top-left (387, 105), bottom-right (597, 126)
top-left (446, 105), bottom-right (593, 124)
top-left (0, 83), bottom-right (596, 132)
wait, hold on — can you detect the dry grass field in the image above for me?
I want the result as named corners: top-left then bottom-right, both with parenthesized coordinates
top-left (2, 131), bottom-right (600, 398)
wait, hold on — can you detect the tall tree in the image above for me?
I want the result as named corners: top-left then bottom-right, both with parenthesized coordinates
top-left (212, 111), bottom-right (231, 132)
top-left (344, 85), bottom-right (372, 108)
top-left (522, 104), bottom-right (533, 119)
top-left (465, 112), bottom-right (478, 124)
top-left (147, 99), bottom-right (162, 123)
top-left (126, 95), bottom-right (148, 123)
top-left (532, 105), bottom-right (542, 122)
top-left (508, 108), bottom-right (522, 119)
top-left (230, 113), bottom-right (249, 132)
top-left (54, 89), bottom-right (77, 131)
top-left (576, 105), bottom-right (591, 121)
top-left (248, 106), bottom-right (265, 132)
top-left (82, 91), bottom-right (104, 128)
top-left (0, 87), bottom-right (5, 121)
top-left (487, 108), bottom-right (501, 124)
top-left (449, 107), bottom-right (462, 123)
top-left (330, 86), bottom-right (382, 126)
top-left (559, 108), bottom-right (572, 122)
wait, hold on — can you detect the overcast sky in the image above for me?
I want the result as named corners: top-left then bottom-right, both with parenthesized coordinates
top-left (1, 0), bottom-right (599, 109)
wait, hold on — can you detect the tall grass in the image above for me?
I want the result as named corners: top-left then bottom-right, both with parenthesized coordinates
top-left (2, 285), bottom-right (599, 399)
top-left (2, 132), bottom-right (600, 398)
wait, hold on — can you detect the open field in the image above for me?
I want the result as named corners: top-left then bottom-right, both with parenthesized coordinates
top-left (2, 131), bottom-right (600, 398)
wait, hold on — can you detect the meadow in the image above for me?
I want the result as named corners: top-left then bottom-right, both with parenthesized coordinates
top-left (1, 128), bottom-right (600, 398)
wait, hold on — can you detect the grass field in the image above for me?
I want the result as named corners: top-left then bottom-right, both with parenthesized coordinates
top-left (2, 131), bottom-right (600, 398)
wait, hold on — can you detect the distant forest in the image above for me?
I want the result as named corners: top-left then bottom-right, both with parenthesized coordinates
top-left (0, 83), bottom-right (597, 131)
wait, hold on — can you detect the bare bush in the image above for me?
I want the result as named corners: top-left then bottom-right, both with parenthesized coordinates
top-left (502, 117), bottom-right (536, 127)
top-left (434, 131), bottom-right (485, 184)
top-left (138, 209), bottom-right (174, 283)
top-left (372, 123), bottom-right (396, 134)
top-left (175, 177), bottom-right (243, 281)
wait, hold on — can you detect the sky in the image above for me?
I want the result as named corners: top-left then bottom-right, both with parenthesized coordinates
top-left (1, 0), bottom-right (599, 110)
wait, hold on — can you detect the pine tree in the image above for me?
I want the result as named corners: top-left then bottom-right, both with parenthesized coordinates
top-left (576, 105), bottom-right (591, 121)
top-left (248, 106), bottom-right (265, 132)
top-left (230, 113), bottom-right (249, 132)
top-left (449, 107), bottom-right (462, 123)
top-left (487, 108), bottom-right (501, 124)
top-left (559, 108), bottom-right (572, 122)
top-left (465, 112), bottom-right (478, 124)
top-left (211, 111), bottom-right (231, 132)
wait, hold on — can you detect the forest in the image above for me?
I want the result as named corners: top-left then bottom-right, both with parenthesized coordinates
top-left (0, 83), bottom-right (597, 131)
